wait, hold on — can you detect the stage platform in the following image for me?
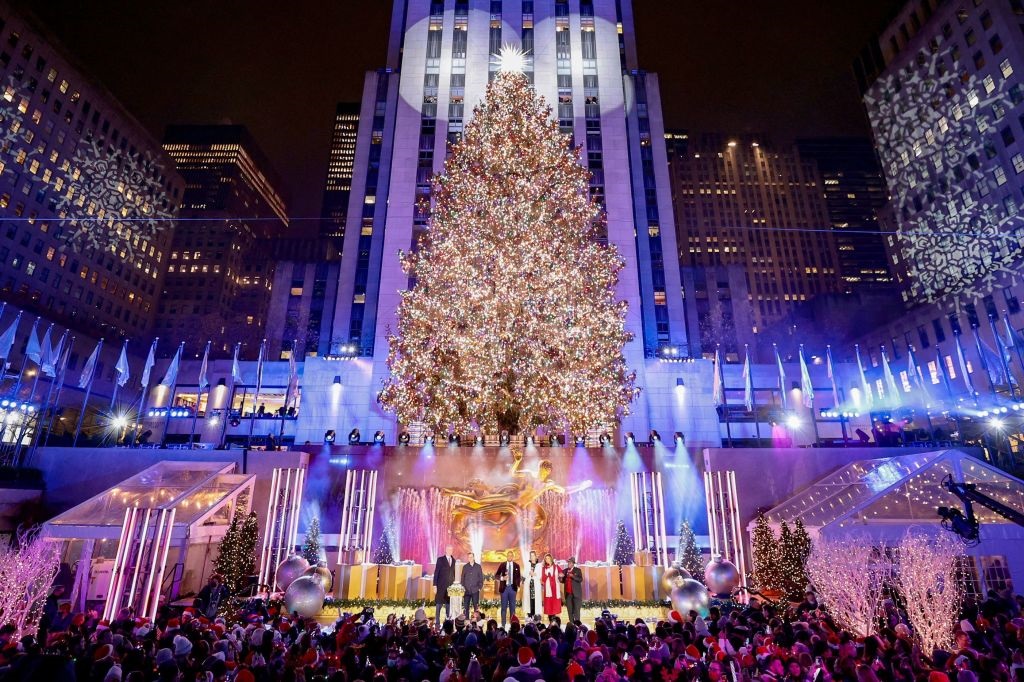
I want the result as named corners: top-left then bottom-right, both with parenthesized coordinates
top-left (312, 602), bottom-right (669, 627)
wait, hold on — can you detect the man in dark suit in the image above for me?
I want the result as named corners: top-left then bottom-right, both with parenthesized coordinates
top-left (460, 551), bottom-right (484, 618)
top-left (433, 544), bottom-right (457, 626)
top-left (494, 549), bottom-right (522, 628)
top-left (562, 556), bottom-right (583, 624)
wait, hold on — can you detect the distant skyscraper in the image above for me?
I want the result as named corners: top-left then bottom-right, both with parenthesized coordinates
top-left (320, 103), bottom-right (359, 254)
top-left (859, 0), bottom-right (1024, 305)
top-left (795, 137), bottom-right (892, 292)
top-left (0, 0), bottom-right (182, 340)
top-left (158, 125), bottom-right (288, 355)
top-left (666, 131), bottom-right (842, 334)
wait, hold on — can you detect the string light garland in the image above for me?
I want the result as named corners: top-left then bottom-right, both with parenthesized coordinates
top-left (214, 510), bottom-right (258, 594)
top-left (893, 530), bottom-right (963, 655)
top-left (379, 70), bottom-right (638, 436)
top-left (805, 535), bottom-right (893, 637)
top-left (0, 527), bottom-right (59, 637)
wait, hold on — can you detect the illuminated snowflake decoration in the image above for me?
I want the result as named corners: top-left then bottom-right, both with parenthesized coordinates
top-left (53, 139), bottom-right (175, 259)
top-left (0, 79), bottom-right (174, 260)
top-left (865, 47), bottom-right (1021, 305)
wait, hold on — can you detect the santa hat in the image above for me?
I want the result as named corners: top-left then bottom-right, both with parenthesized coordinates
top-left (929, 672), bottom-right (950, 682)
top-left (235, 670), bottom-right (256, 682)
top-left (685, 644), bottom-right (701, 660)
top-left (518, 646), bottom-right (535, 666)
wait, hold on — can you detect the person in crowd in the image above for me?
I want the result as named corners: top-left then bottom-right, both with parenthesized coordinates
top-left (460, 551), bottom-right (484, 618)
top-left (494, 549), bottom-right (522, 629)
top-left (432, 544), bottom-right (457, 627)
top-left (194, 574), bottom-right (230, 619)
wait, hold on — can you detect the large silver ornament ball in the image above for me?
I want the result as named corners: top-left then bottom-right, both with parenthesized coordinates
top-left (661, 566), bottom-right (692, 593)
top-left (276, 554), bottom-right (311, 591)
top-left (704, 557), bottom-right (740, 596)
top-left (670, 579), bottom-right (711, 619)
top-left (303, 564), bottom-right (334, 592)
top-left (283, 575), bottom-right (326, 618)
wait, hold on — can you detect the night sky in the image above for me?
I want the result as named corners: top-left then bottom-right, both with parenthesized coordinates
top-left (31, 1), bottom-right (902, 226)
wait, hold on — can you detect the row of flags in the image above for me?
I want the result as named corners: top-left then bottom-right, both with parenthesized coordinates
top-left (710, 313), bottom-right (1024, 412)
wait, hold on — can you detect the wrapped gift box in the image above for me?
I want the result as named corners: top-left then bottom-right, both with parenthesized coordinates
top-left (407, 576), bottom-right (433, 601)
top-left (618, 565), bottom-right (658, 601)
top-left (377, 564), bottom-right (423, 600)
top-left (634, 551), bottom-right (653, 567)
top-left (336, 564), bottom-right (378, 601)
top-left (581, 564), bottom-right (616, 601)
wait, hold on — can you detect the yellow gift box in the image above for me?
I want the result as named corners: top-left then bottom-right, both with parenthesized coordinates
top-left (580, 564), bottom-right (616, 601)
top-left (408, 576), bottom-right (433, 601)
top-left (336, 564), bottom-right (378, 600)
top-left (378, 564), bottom-right (423, 600)
top-left (634, 551), bottom-right (653, 567)
top-left (618, 565), bottom-right (658, 601)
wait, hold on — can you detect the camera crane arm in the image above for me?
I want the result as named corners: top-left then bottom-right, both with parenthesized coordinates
top-left (939, 474), bottom-right (1024, 545)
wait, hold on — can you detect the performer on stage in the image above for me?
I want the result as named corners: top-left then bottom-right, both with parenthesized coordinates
top-left (562, 556), bottom-right (583, 624)
top-left (494, 549), bottom-right (522, 628)
top-left (540, 553), bottom-right (562, 621)
top-left (460, 551), bottom-right (484, 618)
top-left (524, 550), bottom-right (542, 620)
top-left (432, 544), bottom-right (457, 626)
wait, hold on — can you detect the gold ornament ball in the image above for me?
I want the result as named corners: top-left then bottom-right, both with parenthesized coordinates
top-left (302, 564), bottom-right (334, 593)
top-left (661, 566), bottom-right (692, 593)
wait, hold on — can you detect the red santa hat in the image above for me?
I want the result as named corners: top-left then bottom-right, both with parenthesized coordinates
top-left (518, 646), bottom-right (535, 666)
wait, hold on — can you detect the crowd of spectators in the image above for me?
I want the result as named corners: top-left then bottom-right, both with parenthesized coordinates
top-left (0, 585), bottom-right (1021, 682)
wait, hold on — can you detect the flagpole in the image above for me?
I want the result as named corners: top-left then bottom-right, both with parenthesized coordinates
top-left (826, 346), bottom-right (847, 443)
top-left (247, 339), bottom-right (266, 449)
top-left (189, 341), bottom-right (211, 448)
top-left (280, 339), bottom-right (298, 440)
top-left (1005, 313), bottom-right (1024, 394)
top-left (42, 336), bottom-right (74, 448)
top-left (221, 342), bottom-right (241, 448)
top-left (0, 310), bottom-right (23, 390)
top-left (801, 345), bottom-right (820, 445)
top-left (990, 315), bottom-right (1017, 399)
top-left (160, 342), bottom-right (185, 447)
top-left (10, 325), bottom-right (55, 466)
top-left (109, 340), bottom-right (127, 412)
top-left (11, 317), bottom-right (39, 400)
top-left (72, 338), bottom-right (103, 447)
top-left (131, 338), bottom-right (158, 448)
top-left (29, 330), bottom-right (68, 459)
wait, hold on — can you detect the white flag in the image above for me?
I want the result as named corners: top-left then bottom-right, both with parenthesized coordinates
top-left (774, 345), bottom-right (787, 410)
top-left (826, 346), bottom-right (840, 408)
top-left (197, 342), bottom-right (211, 392)
top-left (115, 342), bottom-right (130, 387)
top-left (285, 346), bottom-right (299, 409)
top-left (37, 325), bottom-right (53, 373)
top-left (882, 348), bottom-right (899, 400)
top-left (24, 320), bottom-right (41, 364)
top-left (160, 344), bottom-right (183, 388)
top-left (231, 343), bottom-right (244, 384)
top-left (855, 344), bottom-right (873, 407)
top-left (42, 331), bottom-right (65, 377)
top-left (742, 347), bottom-right (754, 412)
top-left (78, 340), bottom-right (102, 389)
top-left (799, 345), bottom-right (814, 408)
top-left (0, 312), bottom-right (21, 360)
top-left (140, 340), bottom-right (157, 388)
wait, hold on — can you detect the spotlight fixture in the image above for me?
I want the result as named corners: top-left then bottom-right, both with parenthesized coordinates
top-left (216, 378), bottom-right (227, 387)
top-left (373, 430), bottom-right (385, 444)
top-left (475, 434), bottom-right (484, 445)
top-left (324, 429), bottom-right (336, 443)
top-left (676, 378), bottom-right (685, 387)
top-left (499, 430), bottom-right (511, 446)
top-left (649, 430), bottom-right (661, 442)
top-left (398, 431), bottom-right (411, 445)
top-left (624, 431), bottom-right (635, 445)
top-left (448, 432), bottom-right (459, 445)
top-left (424, 434), bottom-right (435, 445)
top-left (550, 434), bottom-right (563, 447)
top-left (348, 428), bottom-right (361, 444)
top-left (784, 414), bottom-right (802, 429)
top-left (230, 417), bottom-right (241, 427)
top-left (598, 432), bottom-right (612, 446)
top-left (525, 435), bottom-right (534, 446)
top-left (333, 375), bottom-right (342, 385)
top-left (673, 431), bottom-right (684, 444)
top-left (575, 435), bottom-right (586, 446)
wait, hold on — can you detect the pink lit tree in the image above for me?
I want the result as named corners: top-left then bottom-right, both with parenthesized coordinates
top-left (805, 534), bottom-right (892, 637)
top-left (894, 530), bottom-right (963, 655)
top-left (0, 528), bottom-right (60, 636)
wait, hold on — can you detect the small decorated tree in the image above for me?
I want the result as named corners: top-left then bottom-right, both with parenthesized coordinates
top-left (777, 521), bottom-right (813, 601)
top-left (677, 521), bottom-right (703, 577)
top-left (895, 530), bottom-right (963, 655)
top-left (750, 513), bottom-right (781, 593)
top-left (303, 517), bottom-right (323, 566)
top-left (214, 509), bottom-right (258, 593)
top-left (0, 528), bottom-right (60, 636)
top-left (613, 520), bottom-right (635, 566)
top-left (373, 521), bottom-right (396, 565)
top-left (213, 511), bottom-right (240, 586)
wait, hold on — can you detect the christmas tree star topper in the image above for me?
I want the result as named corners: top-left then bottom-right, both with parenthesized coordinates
top-left (494, 43), bottom-right (527, 73)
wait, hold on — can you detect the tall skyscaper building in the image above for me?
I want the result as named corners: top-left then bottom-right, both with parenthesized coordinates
top-left (795, 137), bottom-right (892, 292)
top-left (859, 0), bottom-right (1024, 306)
top-left (158, 125), bottom-right (288, 355)
top-left (323, 0), bottom-right (693, 440)
top-left (666, 131), bottom-right (842, 334)
top-left (0, 0), bottom-right (182, 341)
top-left (320, 103), bottom-right (359, 255)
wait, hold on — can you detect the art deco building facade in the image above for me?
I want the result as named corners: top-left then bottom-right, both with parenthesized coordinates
top-left (157, 125), bottom-right (288, 355)
top-left (0, 0), bottom-right (182, 341)
top-left (666, 131), bottom-right (842, 334)
top-left (319, 103), bottom-right (359, 255)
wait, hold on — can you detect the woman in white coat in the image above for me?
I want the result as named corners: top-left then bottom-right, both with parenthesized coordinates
top-left (523, 550), bottom-right (543, 620)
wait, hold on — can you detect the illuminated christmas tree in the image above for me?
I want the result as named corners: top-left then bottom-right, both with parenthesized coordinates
top-left (750, 513), bottom-right (781, 593)
top-left (778, 519), bottom-right (812, 601)
top-left (372, 521), bottom-right (396, 565)
top-left (302, 517), bottom-right (323, 566)
top-left (213, 510), bottom-right (259, 593)
top-left (613, 520), bottom-right (635, 566)
top-left (677, 521), bottom-right (704, 577)
top-left (213, 512), bottom-right (240, 590)
top-left (379, 56), bottom-right (638, 436)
